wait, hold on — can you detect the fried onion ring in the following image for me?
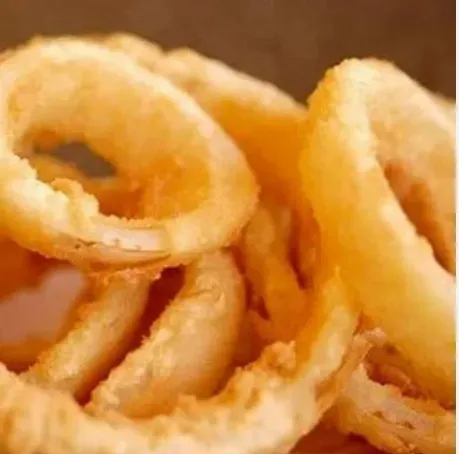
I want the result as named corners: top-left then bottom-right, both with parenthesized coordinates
top-left (87, 251), bottom-right (245, 417)
top-left (0, 39), bottom-right (257, 269)
top-left (0, 263), bottom-right (362, 453)
top-left (300, 59), bottom-right (455, 404)
top-left (106, 38), bottom-right (323, 292)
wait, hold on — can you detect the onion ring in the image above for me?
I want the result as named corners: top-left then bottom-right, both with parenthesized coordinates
top-left (0, 34), bottom-right (449, 453)
top-left (300, 59), bottom-right (455, 404)
top-left (87, 251), bottom-right (245, 417)
top-left (0, 262), bottom-right (362, 453)
top-left (106, 39), bottom-right (322, 295)
top-left (0, 39), bottom-right (257, 269)
top-left (102, 40), bottom-right (456, 446)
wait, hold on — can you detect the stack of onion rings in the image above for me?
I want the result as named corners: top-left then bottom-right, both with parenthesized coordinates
top-left (0, 33), bottom-right (454, 454)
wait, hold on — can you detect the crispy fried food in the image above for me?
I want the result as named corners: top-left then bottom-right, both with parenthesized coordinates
top-left (0, 33), bottom-right (454, 454)
top-left (0, 39), bottom-right (257, 269)
top-left (0, 264), bottom-right (362, 453)
top-left (303, 59), bottom-right (455, 273)
top-left (239, 198), bottom-right (309, 342)
top-left (108, 36), bottom-right (323, 298)
top-left (301, 59), bottom-right (455, 404)
top-left (331, 367), bottom-right (455, 454)
top-left (22, 275), bottom-right (150, 400)
top-left (104, 34), bottom-right (322, 291)
top-left (87, 252), bottom-right (245, 417)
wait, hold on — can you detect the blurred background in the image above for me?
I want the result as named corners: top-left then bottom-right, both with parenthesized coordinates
top-left (0, 0), bottom-right (455, 99)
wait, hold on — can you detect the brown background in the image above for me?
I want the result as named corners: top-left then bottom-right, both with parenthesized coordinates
top-left (0, 0), bottom-right (455, 99)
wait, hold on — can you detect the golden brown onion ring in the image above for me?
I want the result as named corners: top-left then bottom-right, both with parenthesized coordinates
top-left (331, 367), bottom-right (455, 454)
top-left (0, 39), bottom-right (257, 269)
top-left (22, 275), bottom-right (150, 400)
top-left (301, 59), bottom-right (455, 404)
top-left (104, 38), bottom-right (323, 294)
top-left (114, 39), bottom-right (455, 438)
top-left (0, 263), bottom-right (362, 453)
top-left (87, 251), bottom-right (245, 417)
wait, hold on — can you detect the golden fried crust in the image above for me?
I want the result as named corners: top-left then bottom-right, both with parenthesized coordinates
top-left (0, 39), bottom-right (257, 270)
top-left (301, 59), bottom-right (455, 404)
top-left (0, 269), bottom-right (361, 454)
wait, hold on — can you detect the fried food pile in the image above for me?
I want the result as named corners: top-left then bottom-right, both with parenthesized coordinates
top-left (0, 33), bottom-right (454, 454)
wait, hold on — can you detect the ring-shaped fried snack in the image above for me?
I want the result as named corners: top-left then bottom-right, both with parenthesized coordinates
top-left (88, 251), bottom-right (245, 418)
top-left (300, 59), bottom-right (455, 404)
top-left (0, 39), bottom-right (257, 269)
top-left (0, 265), bottom-right (363, 454)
